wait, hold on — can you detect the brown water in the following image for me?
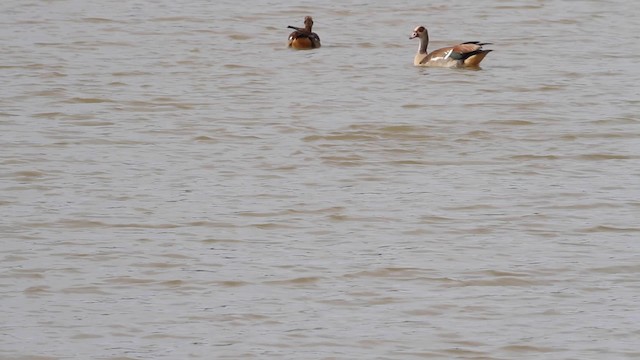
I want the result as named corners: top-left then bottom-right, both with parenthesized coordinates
top-left (2, 1), bottom-right (640, 359)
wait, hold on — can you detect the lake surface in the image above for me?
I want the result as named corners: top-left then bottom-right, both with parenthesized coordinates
top-left (1, 0), bottom-right (639, 359)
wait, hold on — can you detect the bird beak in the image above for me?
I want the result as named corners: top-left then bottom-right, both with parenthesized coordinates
top-left (409, 32), bottom-right (418, 39)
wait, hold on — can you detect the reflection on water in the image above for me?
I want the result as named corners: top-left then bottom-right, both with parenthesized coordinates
top-left (1, 0), bottom-right (640, 359)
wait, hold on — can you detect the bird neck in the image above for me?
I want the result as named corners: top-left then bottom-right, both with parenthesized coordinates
top-left (418, 34), bottom-right (429, 54)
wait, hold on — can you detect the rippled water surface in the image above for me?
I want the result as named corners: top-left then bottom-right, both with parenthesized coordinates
top-left (2, 0), bottom-right (640, 359)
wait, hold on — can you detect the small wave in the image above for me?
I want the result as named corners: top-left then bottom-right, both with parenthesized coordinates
top-left (64, 97), bottom-right (114, 104)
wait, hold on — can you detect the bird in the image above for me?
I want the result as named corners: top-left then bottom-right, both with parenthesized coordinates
top-left (410, 25), bottom-right (492, 68)
top-left (287, 16), bottom-right (321, 50)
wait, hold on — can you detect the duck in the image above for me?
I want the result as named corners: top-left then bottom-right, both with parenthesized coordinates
top-left (410, 25), bottom-right (492, 68)
top-left (287, 16), bottom-right (321, 50)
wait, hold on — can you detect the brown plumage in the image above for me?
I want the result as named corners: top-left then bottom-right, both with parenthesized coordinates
top-left (287, 16), bottom-right (321, 50)
top-left (410, 25), bottom-right (492, 68)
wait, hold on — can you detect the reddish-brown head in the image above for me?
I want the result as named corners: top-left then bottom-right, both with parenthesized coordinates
top-left (304, 16), bottom-right (314, 29)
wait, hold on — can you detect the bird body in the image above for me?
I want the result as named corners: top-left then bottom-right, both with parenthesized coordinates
top-left (288, 16), bottom-right (321, 50)
top-left (410, 26), bottom-right (492, 68)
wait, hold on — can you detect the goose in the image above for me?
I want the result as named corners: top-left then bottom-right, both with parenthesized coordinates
top-left (287, 16), bottom-right (321, 50)
top-left (410, 25), bottom-right (492, 68)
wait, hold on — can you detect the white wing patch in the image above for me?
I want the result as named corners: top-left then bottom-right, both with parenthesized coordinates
top-left (443, 49), bottom-right (453, 60)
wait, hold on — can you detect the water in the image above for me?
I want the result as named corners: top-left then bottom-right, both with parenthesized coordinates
top-left (2, 0), bottom-right (640, 359)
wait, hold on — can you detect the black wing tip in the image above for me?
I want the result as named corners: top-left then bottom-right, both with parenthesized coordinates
top-left (462, 41), bottom-right (493, 46)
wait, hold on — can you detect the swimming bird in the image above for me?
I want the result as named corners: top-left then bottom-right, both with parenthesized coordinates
top-left (410, 25), bottom-right (492, 68)
top-left (287, 16), bottom-right (321, 50)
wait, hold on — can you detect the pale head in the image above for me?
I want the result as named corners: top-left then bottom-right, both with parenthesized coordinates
top-left (410, 26), bottom-right (428, 40)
